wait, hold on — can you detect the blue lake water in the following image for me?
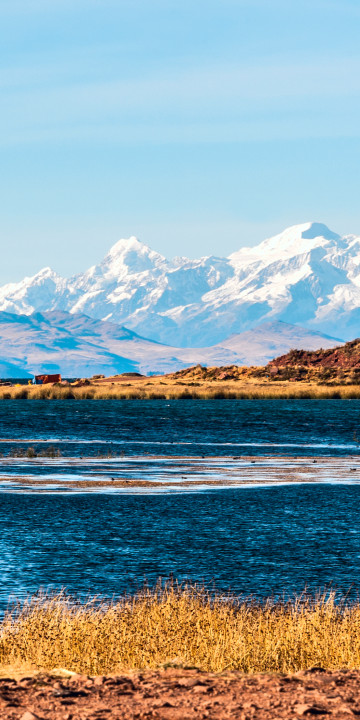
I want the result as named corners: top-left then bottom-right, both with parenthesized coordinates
top-left (0, 398), bottom-right (359, 456)
top-left (2, 486), bottom-right (360, 607)
top-left (1, 399), bottom-right (360, 607)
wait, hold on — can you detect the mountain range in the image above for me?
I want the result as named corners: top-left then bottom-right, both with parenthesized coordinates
top-left (0, 221), bottom-right (358, 347)
top-left (0, 311), bottom-right (341, 378)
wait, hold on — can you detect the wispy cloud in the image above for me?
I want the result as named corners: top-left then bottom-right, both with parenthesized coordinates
top-left (1, 55), bottom-right (360, 146)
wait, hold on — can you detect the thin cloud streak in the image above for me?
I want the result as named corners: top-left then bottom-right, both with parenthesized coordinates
top-left (2, 56), bottom-right (360, 99)
top-left (1, 57), bottom-right (360, 146)
top-left (1, 119), bottom-right (359, 148)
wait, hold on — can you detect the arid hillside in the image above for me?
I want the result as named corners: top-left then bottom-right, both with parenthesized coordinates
top-left (266, 338), bottom-right (360, 384)
top-left (269, 338), bottom-right (360, 369)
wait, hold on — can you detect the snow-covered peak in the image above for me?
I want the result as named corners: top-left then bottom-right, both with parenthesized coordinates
top-left (107, 236), bottom-right (148, 258)
top-left (259, 222), bottom-right (340, 255)
top-left (100, 236), bottom-right (166, 278)
top-left (299, 222), bottom-right (340, 240)
top-left (229, 222), bottom-right (341, 266)
top-left (0, 265), bottom-right (65, 316)
top-left (30, 266), bottom-right (60, 282)
top-left (0, 267), bottom-right (61, 296)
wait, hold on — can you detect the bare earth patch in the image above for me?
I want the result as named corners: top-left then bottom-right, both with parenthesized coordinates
top-left (2, 668), bottom-right (360, 719)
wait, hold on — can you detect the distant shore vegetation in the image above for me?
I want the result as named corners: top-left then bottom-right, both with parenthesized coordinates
top-left (1, 363), bottom-right (360, 399)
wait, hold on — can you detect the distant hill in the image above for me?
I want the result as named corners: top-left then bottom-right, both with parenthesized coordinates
top-left (269, 339), bottom-right (360, 370)
top-left (214, 321), bottom-right (342, 367)
top-left (266, 338), bottom-right (360, 385)
top-left (0, 311), bottom-right (342, 377)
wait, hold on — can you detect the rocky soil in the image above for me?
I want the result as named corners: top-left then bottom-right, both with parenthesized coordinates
top-left (167, 364), bottom-right (247, 381)
top-left (2, 667), bottom-right (360, 719)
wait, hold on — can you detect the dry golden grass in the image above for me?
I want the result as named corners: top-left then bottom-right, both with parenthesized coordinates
top-left (1, 378), bottom-right (360, 399)
top-left (2, 585), bottom-right (360, 676)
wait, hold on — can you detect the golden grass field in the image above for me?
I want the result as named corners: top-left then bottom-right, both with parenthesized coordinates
top-left (1, 585), bottom-right (360, 676)
top-left (2, 367), bottom-right (360, 399)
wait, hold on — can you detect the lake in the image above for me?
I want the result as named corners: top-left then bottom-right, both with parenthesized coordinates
top-left (1, 399), bottom-right (360, 607)
top-left (0, 398), bottom-right (359, 456)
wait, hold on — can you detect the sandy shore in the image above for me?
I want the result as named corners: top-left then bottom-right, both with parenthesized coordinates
top-left (0, 455), bottom-right (359, 492)
top-left (1, 667), bottom-right (360, 718)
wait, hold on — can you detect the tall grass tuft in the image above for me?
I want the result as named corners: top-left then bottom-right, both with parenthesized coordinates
top-left (2, 584), bottom-right (360, 675)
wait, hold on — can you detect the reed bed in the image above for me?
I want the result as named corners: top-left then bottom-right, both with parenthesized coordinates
top-left (2, 585), bottom-right (360, 675)
top-left (1, 382), bottom-right (360, 400)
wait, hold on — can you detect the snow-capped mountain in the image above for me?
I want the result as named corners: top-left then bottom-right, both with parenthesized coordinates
top-left (0, 311), bottom-right (341, 377)
top-left (0, 222), bottom-right (358, 345)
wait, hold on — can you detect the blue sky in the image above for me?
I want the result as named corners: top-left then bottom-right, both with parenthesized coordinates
top-left (1, 0), bottom-right (360, 282)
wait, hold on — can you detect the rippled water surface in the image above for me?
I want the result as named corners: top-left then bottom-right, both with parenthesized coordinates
top-left (0, 398), bottom-right (359, 456)
top-left (0, 399), bottom-right (360, 606)
top-left (1, 486), bottom-right (360, 607)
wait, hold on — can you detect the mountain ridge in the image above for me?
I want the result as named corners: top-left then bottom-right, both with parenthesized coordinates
top-left (0, 310), bottom-right (342, 378)
top-left (0, 221), bottom-right (358, 345)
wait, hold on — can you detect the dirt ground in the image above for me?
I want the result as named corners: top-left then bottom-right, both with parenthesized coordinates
top-left (2, 667), bottom-right (360, 719)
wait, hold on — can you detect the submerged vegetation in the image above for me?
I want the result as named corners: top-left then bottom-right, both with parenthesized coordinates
top-left (2, 584), bottom-right (360, 675)
top-left (7, 445), bottom-right (61, 458)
